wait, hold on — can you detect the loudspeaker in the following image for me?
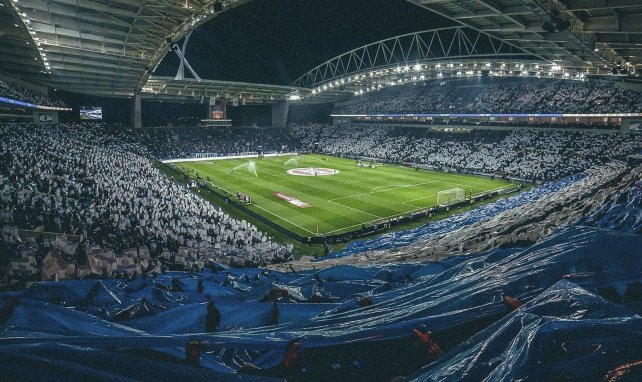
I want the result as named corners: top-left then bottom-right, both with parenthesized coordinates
top-left (555, 19), bottom-right (571, 32)
top-left (542, 22), bottom-right (555, 33)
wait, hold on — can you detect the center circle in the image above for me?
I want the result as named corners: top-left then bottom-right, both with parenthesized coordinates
top-left (287, 167), bottom-right (340, 176)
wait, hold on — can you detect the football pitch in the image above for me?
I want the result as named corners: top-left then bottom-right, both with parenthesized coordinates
top-left (178, 154), bottom-right (515, 237)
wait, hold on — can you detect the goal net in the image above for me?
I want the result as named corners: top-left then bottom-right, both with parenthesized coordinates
top-left (437, 188), bottom-right (465, 207)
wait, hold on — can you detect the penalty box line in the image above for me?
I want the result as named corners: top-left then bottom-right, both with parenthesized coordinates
top-left (401, 181), bottom-right (471, 206)
top-left (329, 180), bottom-right (440, 202)
top-left (327, 200), bottom-right (383, 219)
top-left (323, 201), bottom-right (439, 235)
top-left (403, 183), bottom-right (514, 207)
top-left (325, 183), bottom-right (515, 235)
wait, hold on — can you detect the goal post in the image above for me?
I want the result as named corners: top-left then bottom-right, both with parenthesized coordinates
top-left (437, 188), bottom-right (465, 207)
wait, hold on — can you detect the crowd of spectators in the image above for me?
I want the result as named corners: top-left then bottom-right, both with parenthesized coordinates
top-left (0, 123), bottom-right (288, 273)
top-left (292, 124), bottom-right (642, 181)
top-left (335, 78), bottom-right (642, 115)
top-left (1, 117), bottom-right (640, 282)
top-left (0, 80), bottom-right (67, 108)
top-left (139, 126), bottom-right (300, 159)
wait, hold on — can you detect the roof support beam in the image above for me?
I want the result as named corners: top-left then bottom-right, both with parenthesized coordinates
top-left (454, 6), bottom-right (531, 20)
top-left (583, 14), bottom-right (642, 33)
top-left (564, 0), bottom-right (642, 11)
top-left (594, 33), bottom-right (642, 44)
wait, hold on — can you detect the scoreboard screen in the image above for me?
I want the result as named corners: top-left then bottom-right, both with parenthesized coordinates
top-left (80, 106), bottom-right (103, 120)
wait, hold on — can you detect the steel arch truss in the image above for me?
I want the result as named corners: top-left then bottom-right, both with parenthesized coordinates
top-left (294, 27), bottom-right (533, 88)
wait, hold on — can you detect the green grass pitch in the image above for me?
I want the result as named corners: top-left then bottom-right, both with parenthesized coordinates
top-left (179, 154), bottom-right (514, 237)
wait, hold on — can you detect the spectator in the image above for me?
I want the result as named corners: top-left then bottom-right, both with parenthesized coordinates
top-left (292, 123), bottom-right (642, 181)
top-left (204, 297), bottom-right (221, 332)
top-left (335, 77), bottom-right (642, 115)
top-left (0, 122), bottom-right (288, 271)
top-left (0, 80), bottom-right (67, 108)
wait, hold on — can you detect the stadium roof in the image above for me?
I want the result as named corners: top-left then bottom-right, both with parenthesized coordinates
top-left (406, 0), bottom-right (641, 73)
top-left (2, 0), bottom-right (641, 100)
top-left (4, 0), bottom-right (251, 96)
top-left (0, 1), bottom-right (47, 82)
top-left (142, 76), bottom-right (307, 104)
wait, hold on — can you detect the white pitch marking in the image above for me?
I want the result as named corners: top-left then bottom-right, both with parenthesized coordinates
top-left (252, 204), bottom-right (318, 235)
top-left (323, 202), bottom-right (436, 235)
top-left (328, 200), bottom-right (383, 219)
top-left (330, 180), bottom-right (440, 202)
top-left (324, 184), bottom-right (515, 235)
top-left (370, 184), bottom-right (410, 193)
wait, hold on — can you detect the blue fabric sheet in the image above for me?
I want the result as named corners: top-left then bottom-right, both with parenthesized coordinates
top-left (1, 226), bottom-right (641, 381)
top-left (580, 179), bottom-right (642, 233)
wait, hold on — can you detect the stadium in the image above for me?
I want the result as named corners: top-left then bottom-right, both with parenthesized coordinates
top-left (1, 0), bottom-right (642, 381)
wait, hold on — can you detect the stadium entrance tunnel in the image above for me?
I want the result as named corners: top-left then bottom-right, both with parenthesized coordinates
top-left (287, 168), bottom-right (340, 176)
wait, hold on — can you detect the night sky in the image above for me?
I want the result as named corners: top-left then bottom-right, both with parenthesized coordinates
top-left (154, 0), bottom-right (453, 85)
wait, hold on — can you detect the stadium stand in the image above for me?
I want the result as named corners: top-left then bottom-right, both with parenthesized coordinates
top-left (3, 1), bottom-right (642, 380)
top-left (0, 123), bottom-right (289, 285)
top-left (335, 78), bottom-right (642, 115)
top-left (0, 80), bottom-right (67, 108)
top-left (293, 124), bottom-right (642, 181)
top-left (139, 126), bottom-right (300, 160)
top-left (1, 108), bottom-right (641, 382)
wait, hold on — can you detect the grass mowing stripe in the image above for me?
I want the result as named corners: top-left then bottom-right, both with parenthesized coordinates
top-left (178, 154), bottom-right (516, 237)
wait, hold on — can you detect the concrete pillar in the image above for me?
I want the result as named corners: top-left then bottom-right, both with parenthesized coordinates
top-left (332, 116), bottom-right (351, 128)
top-left (206, 97), bottom-right (213, 120)
top-left (621, 118), bottom-right (642, 134)
top-left (621, 119), bottom-right (631, 134)
top-left (132, 93), bottom-right (142, 129)
top-left (271, 101), bottom-right (290, 128)
top-left (333, 116), bottom-right (347, 126)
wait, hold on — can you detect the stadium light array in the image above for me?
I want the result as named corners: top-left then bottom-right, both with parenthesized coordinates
top-left (302, 59), bottom-right (594, 102)
top-left (9, 1), bottom-right (52, 74)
